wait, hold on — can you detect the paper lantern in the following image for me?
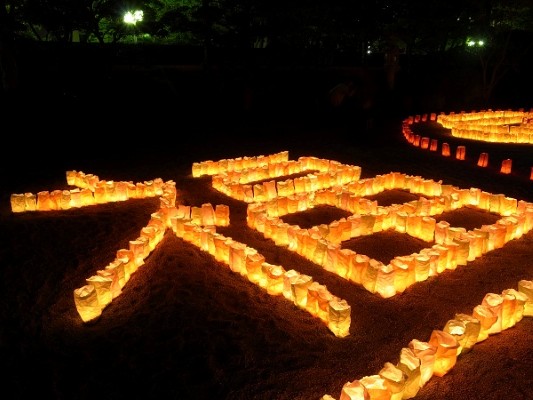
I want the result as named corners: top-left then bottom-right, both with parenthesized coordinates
top-left (328, 298), bottom-right (351, 338)
top-left (455, 145), bottom-right (466, 160)
top-left (429, 139), bottom-right (438, 151)
top-left (245, 251), bottom-right (265, 284)
top-left (378, 362), bottom-right (406, 400)
top-left (500, 159), bottom-right (512, 174)
top-left (441, 143), bottom-right (451, 157)
top-left (358, 375), bottom-right (390, 400)
top-left (477, 152), bottom-right (489, 167)
top-left (375, 263), bottom-right (396, 298)
top-left (262, 262), bottom-right (285, 295)
top-left (339, 380), bottom-right (370, 400)
top-left (420, 137), bottom-right (430, 149)
top-left (396, 347), bottom-right (421, 399)
top-left (73, 284), bottom-right (102, 322)
top-left (530, 166), bottom-right (533, 180)
top-left (481, 292), bottom-right (503, 335)
top-left (453, 313), bottom-right (480, 354)
top-left (518, 279), bottom-right (533, 316)
top-left (307, 282), bottom-right (333, 322)
top-left (408, 339), bottom-right (436, 386)
top-left (500, 290), bottom-right (518, 330)
top-left (86, 275), bottom-right (113, 307)
top-left (291, 274), bottom-right (313, 308)
top-left (428, 330), bottom-right (459, 377)
top-left (443, 319), bottom-right (467, 355)
top-left (10, 193), bottom-right (26, 212)
top-left (472, 304), bottom-right (497, 342)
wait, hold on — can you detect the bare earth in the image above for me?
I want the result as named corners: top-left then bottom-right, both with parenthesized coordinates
top-left (1, 118), bottom-right (532, 400)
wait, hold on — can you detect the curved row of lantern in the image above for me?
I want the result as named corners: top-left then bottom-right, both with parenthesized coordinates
top-left (245, 172), bottom-right (533, 299)
top-left (436, 109), bottom-right (533, 144)
top-left (322, 279), bottom-right (533, 400)
top-left (10, 169), bottom-right (170, 213)
top-left (403, 116), bottom-right (533, 179)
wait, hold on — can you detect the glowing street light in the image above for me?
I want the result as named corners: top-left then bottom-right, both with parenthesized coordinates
top-left (124, 10), bottom-right (143, 43)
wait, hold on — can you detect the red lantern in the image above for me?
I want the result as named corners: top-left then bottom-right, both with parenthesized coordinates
top-left (500, 159), bottom-right (512, 174)
top-left (477, 153), bottom-right (489, 167)
top-left (441, 143), bottom-right (450, 157)
top-left (455, 146), bottom-right (466, 160)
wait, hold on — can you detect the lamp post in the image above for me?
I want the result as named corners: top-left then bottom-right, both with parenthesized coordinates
top-left (123, 10), bottom-right (143, 44)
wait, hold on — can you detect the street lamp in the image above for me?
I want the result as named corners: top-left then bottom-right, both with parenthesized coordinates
top-left (124, 10), bottom-right (143, 43)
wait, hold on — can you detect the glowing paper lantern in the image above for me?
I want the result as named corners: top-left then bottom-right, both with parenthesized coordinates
top-left (455, 145), bottom-right (466, 160)
top-left (396, 347), bottom-right (421, 399)
top-left (408, 339), bottom-right (436, 386)
top-left (328, 298), bottom-right (351, 338)
top-left (442, 319), bottom-right (468, 355)
top-left (453, 313), bottom-right (480, 354)
top-left (441, 143), bottom-right (450, 157)
top-left (358, 375), bottom-right (390, 400)
top-left (428, 330), bottom-right (459, 377)
top-left (339, 380), bottom-right (370, 400)
top-left (472, 304), bottom-right (497, 342)
top-left (307, 282), bottom-right (333, 322)
top-left (291, 274), bottom-right (313, 308)
top-left (477, 152), bottom-right (489, 167)
top-left (73, 285), bottom-right (102, 322)
top-left (481, 292), bottom-right (503, 335)
top-left (86, 275), bottom-right (113, 307)
top-left (10, 193), bottom-right (25, 212)
top-left (378, 362), bottom-right (406, 400)
top-left (518, 279), bottom-right (533, 316)
top-left (500, 159), bottom-right (512, 174)
top-left (499, 290), bottom-right (518, 330)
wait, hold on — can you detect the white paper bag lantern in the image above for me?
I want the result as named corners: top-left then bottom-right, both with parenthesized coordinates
top-left (396, 347), bottom-right (421, 399)
top-left (358, 375), bottom-right (390, 400)
top-left (481, 293), bottom-right (503, 335)
top-left (453, 313), bottom-right (480, 353)
top-left (518, 279), bottom-right (533, 316)
top-left (502, 288), bottom-right (528, 324)
top-left (10, 193), bottom-right (26, 212)
top-left (408, 339), bottom-right (436, 386)
top-left (86, 275), bottom-right (113, 307)
top-left (428, 330), bottom-right (459, 377)
top-left (74, 284), bottom-right (102, 322)
top-left (328, 298), bottom-right (351, 338)
top-left (339, 380), bottom-right (370, 400)
top-left (378, 362), bottom-right (406, 400)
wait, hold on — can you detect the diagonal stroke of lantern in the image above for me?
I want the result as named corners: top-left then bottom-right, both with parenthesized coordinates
top-left (10, 150), bottom-right (533, 339)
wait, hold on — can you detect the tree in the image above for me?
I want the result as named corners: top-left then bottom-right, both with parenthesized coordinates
top-left (463, 0), bottom-right (533, 105)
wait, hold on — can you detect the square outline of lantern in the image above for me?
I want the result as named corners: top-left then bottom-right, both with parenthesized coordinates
top-left (245, 170), bottom-right (529, 299)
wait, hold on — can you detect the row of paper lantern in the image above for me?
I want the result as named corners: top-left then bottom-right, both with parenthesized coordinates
top-left (245, 186), bottom-right (532, 299)
top-left (322, 279), bottom-right (533, 400)
top-left (197, 153), bottom-right (533, 300)
top-left (403, 119), bottom-right (533, 179)
top-left (192, 150), bottom-right (291, 177)
top-left (195, 154), bottom-right (362, 203)
top-left (45, 164), bottom-right (354, 336)
top-left (10, 170), bottom-right (171, 213)
top-left (169, 204), bottom-right (351, 338)
top-left (73, 195), bottom-right (352, 337)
